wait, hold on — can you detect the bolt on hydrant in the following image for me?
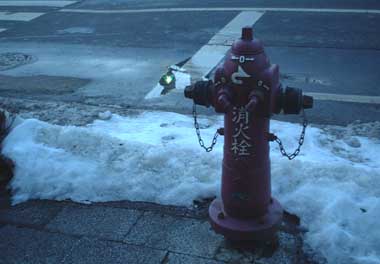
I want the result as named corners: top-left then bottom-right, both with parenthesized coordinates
top-left (184, 27), bottom-right (313, 244)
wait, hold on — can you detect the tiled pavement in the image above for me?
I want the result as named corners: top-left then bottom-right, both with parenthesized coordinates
top-left (0, 194), bottom-right (320, 264)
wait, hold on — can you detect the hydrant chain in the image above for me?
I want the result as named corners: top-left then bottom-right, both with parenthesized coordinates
top-left (274, 109), bottom-right (308, 160)
top-left (192, 103), bottom-right (219, 152)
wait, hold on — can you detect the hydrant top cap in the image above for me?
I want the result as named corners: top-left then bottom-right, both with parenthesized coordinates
top-left (232, 27), bottom-right (264, 55)
top-left (242, 26), bottom-right (253, 41)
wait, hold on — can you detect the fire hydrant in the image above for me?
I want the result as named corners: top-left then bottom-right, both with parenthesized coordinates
top-left (184, 27), bottom-right (313, 243)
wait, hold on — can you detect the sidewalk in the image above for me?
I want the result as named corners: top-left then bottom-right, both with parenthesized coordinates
top-left (0, 191), bottom-right (320, 264)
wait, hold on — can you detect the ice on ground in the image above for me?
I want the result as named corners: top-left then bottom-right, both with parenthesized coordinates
top-left (2, 111), bottom-right (380, 264)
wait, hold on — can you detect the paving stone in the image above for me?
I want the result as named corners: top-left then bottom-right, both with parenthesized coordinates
top-left (46, 204), bottom-right (141, 241)
top-left (214, 246), bottom-right (256, 264)
top-left (64, 237), bottom-right (166, 264)
top-left (166, 253), bottom-right (223, 264)
top-left (0, 199), bottom-right (64, 227)
top-left (125, 212), bottom-right (224, 258)
top-left (256, 232), bottom-right (298, 264)
top-left (0, 225), bottom-right (79, 264)
top-left (214, 231), bottom-right (298, 264)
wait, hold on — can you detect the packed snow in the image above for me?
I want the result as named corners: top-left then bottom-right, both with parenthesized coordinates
top-left (2, 111), bottom-right (380, 264)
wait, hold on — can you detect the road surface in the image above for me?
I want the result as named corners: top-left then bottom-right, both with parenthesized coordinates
top-left (0, 0), bottom-right (379, 125)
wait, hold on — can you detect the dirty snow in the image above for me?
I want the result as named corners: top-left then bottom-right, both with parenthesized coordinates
top-left (2, 111), bottom-right (380, 264)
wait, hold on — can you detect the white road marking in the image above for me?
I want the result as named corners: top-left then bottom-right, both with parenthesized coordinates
top-left (305, 92), bottom-right (380, 104)
top-left (138, 8), bottom-right (379, 103)
top-left (0, 12), bottom-right (45, 21)
top-left (145, 84), bottom-right (165, 99)
top-left (60, 7), bottom-right (380, 14)
top-left (144, 11), bottom-right (264, 99)
top-left (0, 28), bottom-right (7, 33)
top-left (145, 70), bottom-right (191, 99)
top-left (183, 11), bottom-right (264, 83)
top-left (0, 1), bottom-right (76, 7)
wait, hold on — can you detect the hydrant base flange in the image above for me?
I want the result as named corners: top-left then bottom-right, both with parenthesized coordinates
top-left (209, 198), bottom-right (283, 242)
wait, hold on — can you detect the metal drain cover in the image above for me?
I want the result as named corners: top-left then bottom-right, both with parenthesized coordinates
top-left (0, 52), bottom-right (35, 71)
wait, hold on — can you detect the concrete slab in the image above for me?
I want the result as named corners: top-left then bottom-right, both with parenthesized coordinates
top-left (125, 211), bottom-right (224, 258)
top-left (64, 237), bottom-right (167, 264)
top-left (46, 204), bottom-right (142, 241)
top-left (96, 200), bottom-right (209, 219)
top-left (0, 199), bottom-right (64, 227)
top-left (0, 225), bottom-right (79, 264)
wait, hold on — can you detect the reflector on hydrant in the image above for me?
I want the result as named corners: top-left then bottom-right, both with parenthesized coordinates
top-left (184, 27), bottom-right (313, 244)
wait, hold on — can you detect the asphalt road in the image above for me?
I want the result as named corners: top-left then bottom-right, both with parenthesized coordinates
top-left (0, 0), bottom-right (379, 126)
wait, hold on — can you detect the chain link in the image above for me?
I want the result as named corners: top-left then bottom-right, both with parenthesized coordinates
top-left (192, 102), bottom-right (308, 157)
top-left (273, 109), bottom-right (308, 160)
top-left (192, 103), bottom-right (219, 152)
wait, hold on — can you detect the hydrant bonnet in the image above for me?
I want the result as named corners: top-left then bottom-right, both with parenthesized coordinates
top-left (232, 26), bottom-right (264, 55)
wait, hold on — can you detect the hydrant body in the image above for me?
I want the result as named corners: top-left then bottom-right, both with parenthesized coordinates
top-left (185, 27), bottom-right (313, 242)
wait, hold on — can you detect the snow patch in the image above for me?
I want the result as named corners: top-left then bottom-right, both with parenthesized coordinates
top-left (98, 110), bottom-right (112, 120)
top-left (2, 112), bottom-right (380, 264)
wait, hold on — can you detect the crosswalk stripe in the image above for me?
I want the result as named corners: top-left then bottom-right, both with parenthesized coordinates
top-left (145, 11), bottom-right (265, 99)
top-left (183, 11), bottom-right (264, 83)
top-left (0, 1), bottom-right (76, 7)
top-left (0, 11), bottom-right (44, 21)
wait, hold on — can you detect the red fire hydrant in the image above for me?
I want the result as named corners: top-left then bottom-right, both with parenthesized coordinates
top-left (185, 27), bottom-right (313, 244)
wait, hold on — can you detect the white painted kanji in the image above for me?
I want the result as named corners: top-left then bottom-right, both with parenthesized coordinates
top-left (231, 106), bottom-right (252, 156)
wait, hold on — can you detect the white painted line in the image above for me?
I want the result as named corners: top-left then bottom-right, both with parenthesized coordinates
top-left (208, 11), bottom-right (264, 46)
top-left (182, 45), bottom-right (229, 82)
top-left (183, 11), bottom-right (264, 83)
top-left (145, 84), bottom-right (165, 99)
top-left (0, 12), bottom-right (45, 21)
top-left (305, 92), bottom-right (380, 104)
top-left (0, 28), bottom-right (7, 33)
top-left (60, 7), bottom-right (380, 14)
top-left (0, 1), bottom-right (76, 7)
top-left (144, 11), bottom-right (265, 99)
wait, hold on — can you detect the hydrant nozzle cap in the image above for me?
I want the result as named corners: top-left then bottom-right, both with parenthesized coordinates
top-left (242, 26), bottom-right (253, 41)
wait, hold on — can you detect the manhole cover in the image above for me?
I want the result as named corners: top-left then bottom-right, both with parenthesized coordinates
top-left (0, 52), bottom-right (35, 71)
